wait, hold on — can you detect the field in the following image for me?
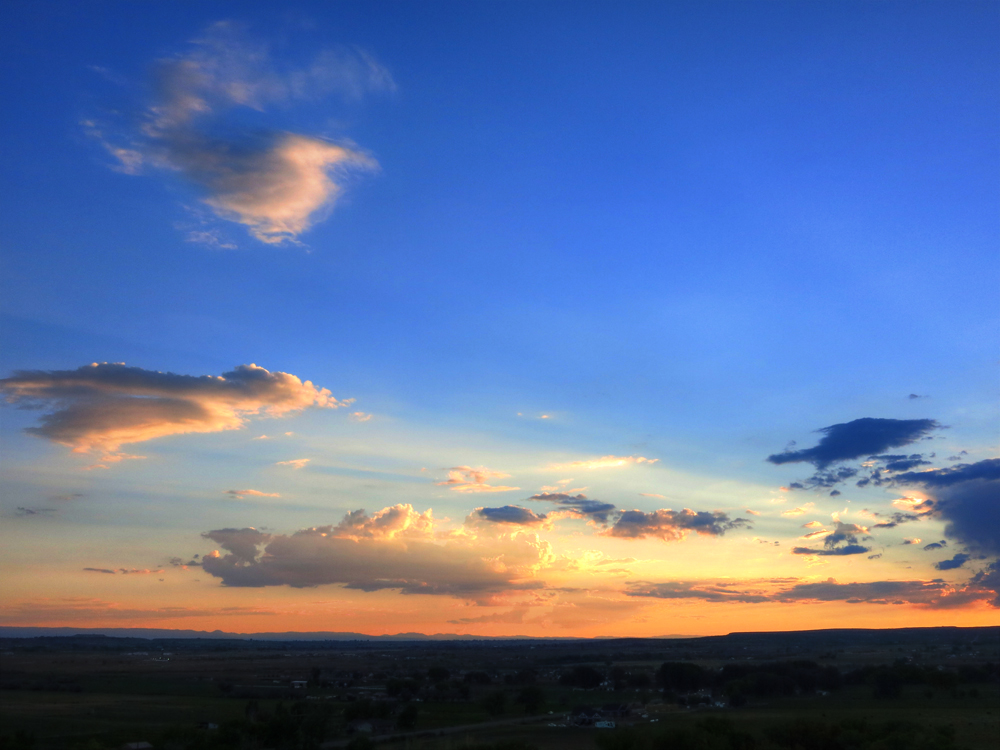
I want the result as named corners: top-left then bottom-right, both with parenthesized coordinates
top-left (0, 627), bottom-right (997, 750)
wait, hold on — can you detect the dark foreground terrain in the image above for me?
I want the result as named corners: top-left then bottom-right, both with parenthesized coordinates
top-left (1, 627), bottom-right (997, 750)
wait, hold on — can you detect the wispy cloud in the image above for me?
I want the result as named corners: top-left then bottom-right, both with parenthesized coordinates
top-left (225, 489), bottom-right (280, 499)
top-left (90, 21), bottom-right (392, 244)
top-left (275, 458), bottom-right (310, 470)
top-left (437, 466), bottom-right (519, 493)
top-left (552, 455), bottom-right (659, 470)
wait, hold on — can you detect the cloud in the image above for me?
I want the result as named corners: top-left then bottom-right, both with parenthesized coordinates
top-left (894, 459), bottom-right (1000, 556)
top-left (225, 489), bottom-right (280, 499)
top-left (792, 544), bottom-right (871, 556)
top-left (437, 466), bottom-right (519, 493)
top-left (526, 492), bottom-right (617, 524)
top-left (923, 541), bottom-right (947, 551)
top-left (333, 504), bottom-right (435, 539)
top-left (448, 608), bottom-right (528, 625)
top-left (802, 521), bottom-right (824, 528)
top-left (15, 507), bottom-right (57, 516)
top-left (198, 506), bottom-right (552, 601)
top-left (935, 553), bottom-right (971, 571)
top-left (624, 576), bottom-right (995, 609)
top-left (791, 522), bottom-right (872, 556)
top-left (870, 512), bottom-right (923, 529)
top-left (82, 567), bottom-right (164, 575)
top-left (768, 418), bottom-right (940, 469)
top-left (745, 509), bottom-right (761, 516)
top-left (902, 538), bottom-right (921, 545)
top-left (350, 411), bottom-right (373, 422)
top-left (93, 22), bottom-right (390, 244)
top-left (640, 493), bottom-right (666, 499)
top-left (775, 578), bottom-right (977, 607)
top-left (605, 508), bottom-right (751, 542)
top-left (0, 363), bottom-right (346, 458)
top-left (553, 455), bottom-right (659, 470)
top-left (624, 580), bottom-right (771, 604)
top-left (781, 505), bottom-right (814, 517)
top-left (275, 458), bottom-right (310, 469)
top-left (468, 506), bottom-right (548, 526)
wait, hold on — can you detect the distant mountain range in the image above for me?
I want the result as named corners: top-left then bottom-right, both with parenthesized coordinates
top-left (0, 626), bottom-right (692, 641)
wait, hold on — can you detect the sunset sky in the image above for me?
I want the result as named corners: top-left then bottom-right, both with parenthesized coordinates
top-left (1, 0), bottom-right (998, 637)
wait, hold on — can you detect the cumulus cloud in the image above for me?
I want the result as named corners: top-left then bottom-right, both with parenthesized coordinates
top-left (198, 505), bottom-right (552, 601)
top-left (768, 418), bottom-right (940, 470)
top-left (526, 492), bottom-right (617, 524)
top-left (225, 489), bottom-right (280, 499)
top-left (605, 509), bottom-right (751, 542)
top-left (553, 455), bottom-right (659, 470)
top-left (333, 504), bottom-right (435, 539)
top-left (437, 466), bottom-right (519, 493)
top-left (0, 362), bottom-right (346, 459)
top-left (91, 22), bottom-right (391, 244)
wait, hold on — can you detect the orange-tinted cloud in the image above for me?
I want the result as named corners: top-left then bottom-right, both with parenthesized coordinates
top-left (437, 466), bottom-right (519, 493)
top-left (553, 455), bottom-right (659, 470)
top-left (198, 505), bottom-right (552, 601)
top-left (275, 458), bottom-right (310, 469)
top-left (225, 489), bottom-right (281, 499)
top-left (0, 363), bottom-right (347, 458)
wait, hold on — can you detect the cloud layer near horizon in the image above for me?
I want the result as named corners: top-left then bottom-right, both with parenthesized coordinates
top-left (0, 362), bottom-right (346, 457)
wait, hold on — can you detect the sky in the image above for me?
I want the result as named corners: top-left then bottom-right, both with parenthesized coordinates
top-left (1, 0), bottom-right (998, 638)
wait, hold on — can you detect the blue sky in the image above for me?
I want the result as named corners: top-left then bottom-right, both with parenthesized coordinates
top-left (1, 1), bottom-right (998, 635)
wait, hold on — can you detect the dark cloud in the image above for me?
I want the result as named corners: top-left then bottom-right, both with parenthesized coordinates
top-left (606, 509), bottom-right (751, 542)
top-left (871, 512), bottom-right (922, 529)
top-left (471, 506), bottom-right (547, 526)
top-left (768, 418), bottom-right (940, 470)
top-left (791, 544), bottom-right (871, 556)
top-left (526, 492), bottom-right (617, 524)
top-left (923, 541), bottom-right (947, 551)
top-left (83, 567), bottom-right (116, 574)
top-left (15, 507), bottom-right (56, 516)
top-left (970, 561), bottom-right (1000, 607)
top-left (0, 362), bottom-right (345, 460)
top-left (935, 554), bottom-right (971, 571)
top-left (894, 460), bottom-right (1000, 557)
